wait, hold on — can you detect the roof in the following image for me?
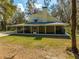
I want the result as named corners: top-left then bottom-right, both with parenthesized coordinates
top-left (29, 8), bottom-right (61, 22)
top-left (28, 22), bottom-right (62, 24)
top-left (7, 22), bottom-right (68, 27)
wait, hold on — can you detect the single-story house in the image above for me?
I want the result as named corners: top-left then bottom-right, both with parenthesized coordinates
top-left (6, 3), bottom-right (69, 37)
top-left (6, 22), bottom-right (68, 36)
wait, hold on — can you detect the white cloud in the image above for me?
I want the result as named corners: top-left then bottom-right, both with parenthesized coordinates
top-left (17, 3), bottom-right (24, 12)
top-left (34, 3), bottom-right (43, 11)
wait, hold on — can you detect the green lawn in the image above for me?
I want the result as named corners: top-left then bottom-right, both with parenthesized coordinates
top-left (0, 35), bottom-right (79, 59)
top-left (0, 35), bottom-right (71, 48)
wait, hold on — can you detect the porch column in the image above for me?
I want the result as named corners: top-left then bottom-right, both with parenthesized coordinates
top-left (45, 26), bottom-right (47, 34)
top-left (30, 26), bottom-right (32, 34)
top-left (23, 26), bottom-right (25, 33)
top-left (6, 25), bottom-right (7, 31)
top-left (38, 26), bottom-right (39, 34)
top-left (54, 26), bottom-right (56, 34)
top-left (16, 26), bottom-right (17, 34)
top-left (64, 26), bottom-right (66, 34)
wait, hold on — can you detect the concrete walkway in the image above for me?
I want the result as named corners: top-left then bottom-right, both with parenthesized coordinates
top-left (0, 33), bottom-right (9, 37)
top-left (0, 31), bottom-right (15, 37)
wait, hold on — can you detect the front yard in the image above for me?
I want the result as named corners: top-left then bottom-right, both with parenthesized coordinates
top-left (0, 35), bottom-right (79, 59)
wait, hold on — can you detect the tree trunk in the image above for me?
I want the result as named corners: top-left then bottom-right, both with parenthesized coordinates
top-left (71, 0), bottom-right (78, 53)
top-left (1, 20), bottom-right (6, 31)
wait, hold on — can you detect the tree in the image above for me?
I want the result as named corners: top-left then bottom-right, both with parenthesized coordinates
top-left (0, 0), bottom-right (16, 30)
top-left (44, 0), bottom-right (51, 7)
top-left (57, 0), bottom-right (71, 22)
top-left (12, 11), bottom-right (25, 24)
top-left (50, 0), bottom-right (71, 23)
top-left (71, 0), bottom-right (78, 53)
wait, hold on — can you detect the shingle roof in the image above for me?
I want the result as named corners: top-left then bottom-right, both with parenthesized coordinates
top-left (7, 22), bottom-right (68, 27)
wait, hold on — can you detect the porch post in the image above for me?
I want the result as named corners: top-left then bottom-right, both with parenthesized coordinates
top-left (16, 26), bottom-right (17, 34)
top-left (45, 26), bottom-right (47, 34)
top-left (6, 25), bottom-right (7, 31)
top-left (38, 26), bottom-right (39, 34)
top-left (54, 26), bottom-right (56, 34)
top-left (23, 26), bottom-right (25, 33)
top-left (64, 26), bottom-right (66, 34)
top-left (30, 26), bottom-right (32, 34)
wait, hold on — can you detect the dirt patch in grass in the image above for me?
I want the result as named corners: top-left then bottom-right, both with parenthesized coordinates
top-left (0, 43), bottom-right (68, 59)
top-left (0, 35), bottom-right (75, 59)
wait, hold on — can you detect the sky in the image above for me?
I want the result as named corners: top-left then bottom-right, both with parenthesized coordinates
top-left (14, 0), bottom-right (57, 11)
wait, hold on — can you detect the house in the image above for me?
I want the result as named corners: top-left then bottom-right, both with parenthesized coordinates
top-left (6, 1), bottom-right (69, 37)
top-left (6, 20), bottom-right (68, 36)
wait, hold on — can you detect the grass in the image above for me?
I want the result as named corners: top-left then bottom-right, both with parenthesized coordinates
top-left (0, 35), bottom-right (71, 48)
top-left (0, 35), bottom-right (79, 59)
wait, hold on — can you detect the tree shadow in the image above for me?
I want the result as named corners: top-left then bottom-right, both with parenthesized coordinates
top-left (73, 51), bottom-right (79, 59)
top-left (34, 35), bottom-right (42, 40)
top-left (10, 34), bottom-right (43, 40)
top-left (4, 54), bottom-right (16, 59)
top-left (74, 54), bottom-right (79, 59)
top-left (66, 47), bottom-right (79, 59)
top-left (10, 34), bottom-right (70, 39)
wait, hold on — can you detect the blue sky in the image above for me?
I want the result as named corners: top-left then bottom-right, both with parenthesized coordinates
top-left (14, 0), bottom-right (57, 10)
top-left (14, 0), bottom-right (27, 8)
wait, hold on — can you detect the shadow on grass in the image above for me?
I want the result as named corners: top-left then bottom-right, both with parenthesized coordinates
top-left (4, 53), bottom-right (16, 59)
top-left (10, 34), bottom-right (70, 40)
top-left (34, 36), bottom-right (42, 40)
top-left (74, 54), bottom-right (79, 59)
top-left (9, 34), bottom-right (43, 40)
top-left (73, 49), bottom-right (79, 59)
top-left (66, 47), bottom-right (79, 59)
